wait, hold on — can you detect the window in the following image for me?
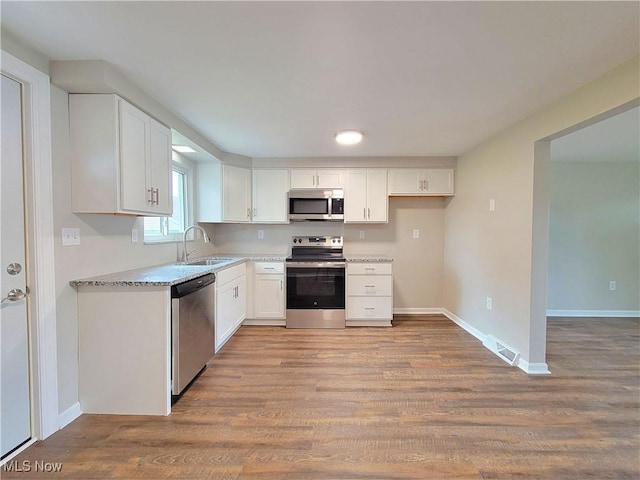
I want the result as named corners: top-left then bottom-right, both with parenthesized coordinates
top-left (144, 162), bottom-right (192, 243)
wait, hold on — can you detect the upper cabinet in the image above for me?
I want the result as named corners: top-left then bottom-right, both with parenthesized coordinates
top-left (387, 168), bottom-right (454, 196)
top-left (198, 163), bottom-right (252, 223)
top-left (69, 94), bottom-right (172, 216)
top-left (290, 169), bottom-right (343, 189)
top-left (344, 169), bottom-right (388, 223)
top-left (252, 169), bottom-right (289, 223)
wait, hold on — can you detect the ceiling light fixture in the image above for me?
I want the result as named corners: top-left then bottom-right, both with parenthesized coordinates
top-left (172, 145), bottom-right (197, 153)
top-left (334, 130), bottom-right (364, 145)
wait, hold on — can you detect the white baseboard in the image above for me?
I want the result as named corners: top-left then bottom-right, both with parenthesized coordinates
top-left (346, 319), bottom-right (392, 327)
top-left (393, 307), bottom-right (445, 315)
top-left (58, 402), bottom-right (82, 430)
top-left (518, 359), bottom-right (551, 375)
top-left (242, 319), bottom-right (286, 326)
top-left (547, 309), bottom-right (640, 318)
top-left (441, 309), bottom-right (551, 375)
top-left (441, 309), bottom-right (487, 343)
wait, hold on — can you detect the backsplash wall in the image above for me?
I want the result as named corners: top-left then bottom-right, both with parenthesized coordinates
top-left (209, 196), bottom-right (446, 310)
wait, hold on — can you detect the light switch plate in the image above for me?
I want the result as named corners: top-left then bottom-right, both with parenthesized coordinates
top-left (258, 230), bottom-right (264, 239)
top-left (131, 229), bottom-right (139, 243)
top-left (412, 229), bottom-right (420, 239)
top-left (62, 228), bottom-right (80, 246)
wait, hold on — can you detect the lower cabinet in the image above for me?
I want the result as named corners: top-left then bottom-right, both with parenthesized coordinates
top-left (253, 262), bottom-right (285, 319)
top-left (215, 263), bottom-right (247, 352)
top-left (346, 262), bottom-right (393, 326)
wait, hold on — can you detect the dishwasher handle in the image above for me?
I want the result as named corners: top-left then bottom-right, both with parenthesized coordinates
top-left (171, 273), bottom-right (215, 298)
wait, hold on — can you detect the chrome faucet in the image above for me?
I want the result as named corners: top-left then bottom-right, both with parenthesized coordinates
top-left (182, 225), bottom-right (211, 263)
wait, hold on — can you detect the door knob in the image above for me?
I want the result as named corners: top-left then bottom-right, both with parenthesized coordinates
top-left (6, 263), bottom-right (22, 275)
top-left (1, 288), bottom-right (27, 304)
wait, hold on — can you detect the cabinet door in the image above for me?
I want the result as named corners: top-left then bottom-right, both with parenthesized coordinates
top-left (223, 165), bottom-right (251, 222)
top-left (215, 282), bottom-right (237, 351)
top-left (149, 119), bottom-right (172, 215)
top-left (366, 170), bottom-right (388, 222)
top-left (387, 169), bottom-right (424, 195)
top-left (344, 170), bottom-right (368, 222)
top-left (316, 170), bottom-right (343, 188)
top-left (254, 275), bottom-right (285, 318)
top-left (290, 169), bottom-right (317, 189)
top-left (119, 100), bottom-right (150, 212)
top-left (234, 276), bottom-right (247, 328)
top-left (252, 169), bottom-right (289, 223)
top-left (425, 169), bottom-right (454, 195)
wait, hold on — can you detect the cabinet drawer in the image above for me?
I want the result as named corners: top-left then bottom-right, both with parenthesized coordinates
top-left (347, 263), bottom-right (392, 276)
top-left (347, 275), bottom-right (392, 296)
top-left (216, 262), bottom-right (246, 286)
top-left (347, 296), bottom-right (393, 319)
top-left (254, 261), bottom-right (284, 274)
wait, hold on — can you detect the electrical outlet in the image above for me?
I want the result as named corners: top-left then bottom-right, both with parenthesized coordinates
top-left (359, 230), bottom-right (365, 239)
top-left (258, 230), bottom-right (264, 240)
top-left (131, 229), bottom-right (138, 243)
top-left (609, 280), bottom-right (616, 291)
top-left (486, 296), bottom-right (493, 310)
top-left (61, 228), bottom-right (80, 246)
top-left (412, 229), bottom-right (420, 239)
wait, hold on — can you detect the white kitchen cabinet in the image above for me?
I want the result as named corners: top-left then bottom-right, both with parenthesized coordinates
top-left (198, 163), bottom-right (252, 223)
top-left (215, 263), bottom-right (247, 351)
top-left (69, 94), bottom-right (172, 216)
top-left (345, 169), bottom-right (388, 223)
top-left (290, 169), bottom-right (343, 189)
top-left (387, 168), bottom-right (454, 196)
top-left (346, 262), bottom-right (393, 326)
top-left (252, 169), bottom-right (289, 223)
top-left (253, 262), bottom-right (285, 319)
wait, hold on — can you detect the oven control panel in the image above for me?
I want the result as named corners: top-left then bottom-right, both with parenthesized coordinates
top-left (291, 236), bottom-right (343, 247)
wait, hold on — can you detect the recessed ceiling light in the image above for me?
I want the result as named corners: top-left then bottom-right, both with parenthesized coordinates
top-left (172, 145), bottom-right (197, 153)
top-left (334, 130), bottom-right (364, 145)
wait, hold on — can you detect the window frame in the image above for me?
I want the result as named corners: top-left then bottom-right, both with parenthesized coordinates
top-left (143, 160), bottom-right (194, 244)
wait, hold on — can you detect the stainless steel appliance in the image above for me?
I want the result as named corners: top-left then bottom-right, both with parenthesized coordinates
top-left (171, 273), bottom-right (215, 395)
top-left (286, 236), bottom-right (345, 328)
top-left (288, 189), bottom-right (344, 222)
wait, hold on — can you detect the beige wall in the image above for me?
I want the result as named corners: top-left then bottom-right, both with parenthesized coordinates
top-left (212, 196), bottom-right (446, 310)
top-left (443, 56), bottom-right (640, 368)
top-left (547, 160), bottom-right (640, 312)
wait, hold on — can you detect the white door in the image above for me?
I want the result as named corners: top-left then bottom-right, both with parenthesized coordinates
top-left (1, 74), bottom-right (31, 458)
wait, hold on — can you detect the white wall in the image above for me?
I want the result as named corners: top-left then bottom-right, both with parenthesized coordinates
top-left (547, 160), bottom-right (640, 313)
top-left (443, 56), bottom-right (639, 370)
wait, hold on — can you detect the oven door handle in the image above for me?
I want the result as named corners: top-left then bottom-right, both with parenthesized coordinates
top-left (286, 262), bottom-right (346, 269)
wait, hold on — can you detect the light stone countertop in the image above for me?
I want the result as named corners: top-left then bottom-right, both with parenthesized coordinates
top-left (344, 254), bottom-right (393, 263)
top-left (69, 257), bottom-right (247, 287)
top-left (69, 253), bottom-right (390, 287)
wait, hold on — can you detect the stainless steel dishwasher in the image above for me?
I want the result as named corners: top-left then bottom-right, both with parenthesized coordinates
top-left (171, 273), bottom-right (215, 395)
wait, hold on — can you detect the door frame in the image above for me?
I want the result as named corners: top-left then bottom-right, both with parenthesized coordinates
top-left (1, 50), bottom-right (58, 446)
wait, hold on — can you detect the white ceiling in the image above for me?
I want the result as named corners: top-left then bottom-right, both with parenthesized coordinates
top-left (1, 1), bottom-right (639, 159)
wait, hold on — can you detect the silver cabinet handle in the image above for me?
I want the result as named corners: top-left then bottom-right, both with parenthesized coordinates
top-left (280, 280), bottom-right (283, 290)
top-left (368, 208), bottom-right (371, 219)
top-left (154, 188), bottom-right (160, 205)
top-left (363, 207), bottom-right (366, 219)
top-left (147, 188), bottom-right (154, 204)
top-left (364, 285), bottom-right (375, 288)
top-left (1, 288), bottom-right (27, 304)
top-left (264, 267), bottom-right (275, 270)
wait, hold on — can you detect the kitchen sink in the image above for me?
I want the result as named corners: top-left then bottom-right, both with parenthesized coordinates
top-left (184, 258), bottom-right (231, 266)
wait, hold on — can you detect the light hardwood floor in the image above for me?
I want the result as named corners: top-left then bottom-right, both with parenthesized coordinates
top-left (3, 315), bottom-right (639, 479)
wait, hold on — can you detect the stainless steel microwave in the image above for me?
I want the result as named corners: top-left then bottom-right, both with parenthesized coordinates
top-left (288, 189), bottom-right (344, 221)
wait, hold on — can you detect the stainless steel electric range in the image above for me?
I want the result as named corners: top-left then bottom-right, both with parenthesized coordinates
top-left (285, 235), bottom-right (345, 328)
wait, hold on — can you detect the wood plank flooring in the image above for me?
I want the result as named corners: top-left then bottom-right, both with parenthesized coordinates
top-left (3, 315), bottom-right (639, 479)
